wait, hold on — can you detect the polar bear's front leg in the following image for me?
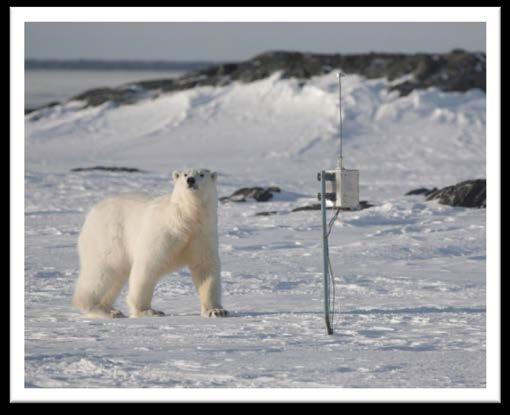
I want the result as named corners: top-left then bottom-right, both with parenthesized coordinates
top-left (127, 262), bottom-right (165, 318)
top-left (190, 263), bottom-right (228, 318)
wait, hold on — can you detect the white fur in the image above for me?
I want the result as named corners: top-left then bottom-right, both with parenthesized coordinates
top-left (72, 168), bottom-right (227, 318)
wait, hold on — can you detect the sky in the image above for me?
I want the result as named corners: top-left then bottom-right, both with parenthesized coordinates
top-left (25, 22), bottom-right (486, 62)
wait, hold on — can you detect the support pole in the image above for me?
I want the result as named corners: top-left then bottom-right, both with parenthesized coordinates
top-left (320, 170), bottom-right (333, 335)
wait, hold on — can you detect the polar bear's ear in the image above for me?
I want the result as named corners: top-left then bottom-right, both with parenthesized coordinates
top-left (172, 171), bottom-right (181, 182)
top-left (211, 171), bottom-right (217, 181)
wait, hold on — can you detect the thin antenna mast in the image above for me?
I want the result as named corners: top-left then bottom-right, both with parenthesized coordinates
top-left (337, 72), bottom-right (344, 170)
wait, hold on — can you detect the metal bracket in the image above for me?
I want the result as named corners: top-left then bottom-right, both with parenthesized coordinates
top-left (317, 192), bottom-right (336, 202)
top-left (317, 172), bottom-right (335, 182)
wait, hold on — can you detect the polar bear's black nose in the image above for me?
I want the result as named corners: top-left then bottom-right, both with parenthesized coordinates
top-left (187, 177), bottom-right (196, 186)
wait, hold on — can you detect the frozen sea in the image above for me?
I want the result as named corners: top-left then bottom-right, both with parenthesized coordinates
top-left (23, 71), bottom-right (487, 389)
top-left (25, 69), bottom-right (184, 110)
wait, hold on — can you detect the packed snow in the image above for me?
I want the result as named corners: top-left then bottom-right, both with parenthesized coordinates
top-left (25, 71), bottom-right (486, 388)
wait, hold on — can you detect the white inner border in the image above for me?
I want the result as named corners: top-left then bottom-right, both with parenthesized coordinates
top-left (11, 7), bottom-right (501, 403)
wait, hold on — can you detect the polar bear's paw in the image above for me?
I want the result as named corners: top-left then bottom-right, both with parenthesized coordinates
top-left (203, 308), bottom-right (229, 318)
top-left (84, 307), bottom-right (126, 319)
top-left (131, 308), bottom-right (165, 318)
top-left (110, 309), bottom-right (126, 318)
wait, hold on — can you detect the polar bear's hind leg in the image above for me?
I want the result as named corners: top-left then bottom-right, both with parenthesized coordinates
top-left (99, 273), bottom-right (129, 312)
top-left (72, 265), bottom-right (126, 318)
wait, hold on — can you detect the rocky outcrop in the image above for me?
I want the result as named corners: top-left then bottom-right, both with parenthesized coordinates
top-left (425, 179), bottom-right (486, 208)
top-left (25, 101), bottom-right (60, 115)
top-left (159, 49), bottom-right (485, 96)
top-left (405, 187), bottom-right (438, 196)
top-left (29, 50), bottom-right (485, 112)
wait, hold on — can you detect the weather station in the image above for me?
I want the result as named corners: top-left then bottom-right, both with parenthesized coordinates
top-left (318, 72), bottom-right (360, 335)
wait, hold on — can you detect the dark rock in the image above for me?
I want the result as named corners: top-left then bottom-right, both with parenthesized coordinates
top-left (254, 211), bottom-right (279, 216)
top-left (70, 85), bottom-right (152, 108)
top-left (405, 187), bottom-right (438, 196)
top-left (29, 50), bottom-right (485, 114)
top-left (291, 200), bottom-right (374, 212)
top-left (25, 101), bottom-right (60, 115)
top-left (425, 179), bottom-right (486, 208)
top-left (220, 186), bottom-right (281, 203)
top-left (71, 166), bottom-right (146, 173)
top-left (388, 50), bottom-right (485, 96)
top-left (291, 204), bottom-right (322, 212)
top-left (254, 200), bottom-right (374, 216)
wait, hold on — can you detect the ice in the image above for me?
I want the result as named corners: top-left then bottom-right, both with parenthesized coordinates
top-left (25, 71), bottom-right (485, 387)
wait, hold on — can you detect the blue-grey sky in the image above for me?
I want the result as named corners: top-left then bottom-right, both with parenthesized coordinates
top-left (25, 22), bottom-right (485, 61)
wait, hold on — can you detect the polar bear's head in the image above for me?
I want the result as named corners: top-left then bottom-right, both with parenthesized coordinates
top-left (172, 168), bottom-right (218, 204)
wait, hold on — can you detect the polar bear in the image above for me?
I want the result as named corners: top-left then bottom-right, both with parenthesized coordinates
top-left (72, 168), bottom-right (228, 319)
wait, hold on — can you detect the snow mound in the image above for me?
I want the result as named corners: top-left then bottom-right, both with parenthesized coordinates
top-left (26, 72), bottom-right (485, 193)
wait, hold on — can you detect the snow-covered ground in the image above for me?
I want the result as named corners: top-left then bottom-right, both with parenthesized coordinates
top-left (25, 72), bottom-right (486, 388)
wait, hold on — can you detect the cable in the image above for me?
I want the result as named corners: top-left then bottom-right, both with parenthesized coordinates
top-left (328, 255), bottom-right (336, 329)
top-left (326, 207), bottom-right (341, 237)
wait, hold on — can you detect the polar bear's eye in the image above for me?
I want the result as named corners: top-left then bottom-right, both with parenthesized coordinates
top-left (184, 173), bottom-right (188, 177)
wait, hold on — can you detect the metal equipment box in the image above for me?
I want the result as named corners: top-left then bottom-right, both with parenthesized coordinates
top-left (324, 168), bottom-right (359, 209)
